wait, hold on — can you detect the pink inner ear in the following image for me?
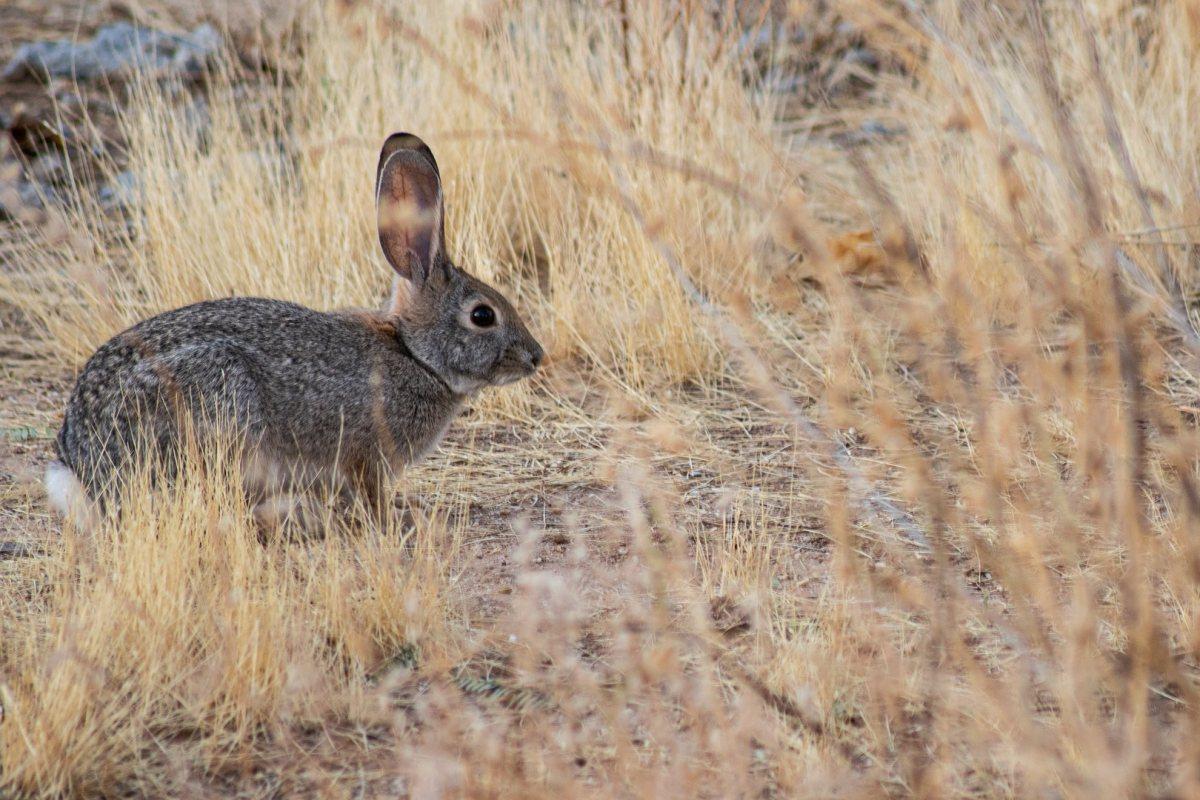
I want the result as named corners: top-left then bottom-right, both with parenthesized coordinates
top-left (377, 152), bottom-right (442, 283)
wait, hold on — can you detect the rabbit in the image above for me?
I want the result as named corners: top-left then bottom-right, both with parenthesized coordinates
top-left (46, 132), bottom-right (544, 531)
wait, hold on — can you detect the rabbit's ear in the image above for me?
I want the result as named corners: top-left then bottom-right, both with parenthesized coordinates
top-left (376, 133), bottom-right (445, 286)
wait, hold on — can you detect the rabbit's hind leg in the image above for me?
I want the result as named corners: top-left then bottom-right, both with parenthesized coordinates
top-left (241, 451), bottom-right (325, 538)
top-left (250, 492), bottom-right (324, 538)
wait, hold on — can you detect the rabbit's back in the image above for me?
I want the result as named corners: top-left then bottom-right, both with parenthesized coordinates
top-left (57, 297), bottom-right (455, 502)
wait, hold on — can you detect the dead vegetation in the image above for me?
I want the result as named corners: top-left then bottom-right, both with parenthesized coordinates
top-left (3, 0), bottom-right (1200, 797)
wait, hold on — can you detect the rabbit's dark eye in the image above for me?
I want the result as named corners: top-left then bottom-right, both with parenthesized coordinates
top-left (470, 304), bottom-right (496, 328)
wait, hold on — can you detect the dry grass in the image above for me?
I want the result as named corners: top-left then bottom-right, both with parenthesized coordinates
top-left (3, 0), bottom-right (1200, 797)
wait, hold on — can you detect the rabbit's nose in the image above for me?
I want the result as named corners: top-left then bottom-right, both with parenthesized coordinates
top-left (527, 344), bottom-right (544, 370)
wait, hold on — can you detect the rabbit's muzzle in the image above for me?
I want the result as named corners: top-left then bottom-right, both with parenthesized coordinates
top-left (491, 341), bottom-right (544, 386)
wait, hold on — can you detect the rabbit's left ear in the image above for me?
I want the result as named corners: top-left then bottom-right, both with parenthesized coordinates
top-left (375, 133), bottom-right (446, 288)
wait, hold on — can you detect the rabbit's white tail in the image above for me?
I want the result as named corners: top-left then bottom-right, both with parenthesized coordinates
top-left (45, 460), bottom-right (98, 531)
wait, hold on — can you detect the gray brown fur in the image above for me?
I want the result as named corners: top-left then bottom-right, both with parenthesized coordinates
top-left (49, 133), bottom-right (543, 526)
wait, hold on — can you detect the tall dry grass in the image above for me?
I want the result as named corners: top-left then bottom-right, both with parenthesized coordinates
top-left (3, 0), bottom-right (1200, 797)
top-left (2, 0), bottom-right (787, 395)
top-left (1, 432), bottom-right (459, 796)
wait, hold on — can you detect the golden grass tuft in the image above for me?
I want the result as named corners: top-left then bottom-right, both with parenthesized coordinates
top-left (1, 434), bottom-right (457, 796)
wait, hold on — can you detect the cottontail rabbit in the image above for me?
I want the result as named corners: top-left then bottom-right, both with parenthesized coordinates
top-left (47, 133), bottom-right (544, 530)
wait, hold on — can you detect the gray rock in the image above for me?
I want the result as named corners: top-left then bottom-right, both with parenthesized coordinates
top-left (97, 169), bottom-right (139, 211)
top-left (182, 96), bottom-right (211, 139)
top-left (0, 180), bottom-right (42, 222)
top-left (17, 179), bottom-right (48, 208)
top-left (0, 541), bottom-right (42, 559)
top-left (2, 22), bottom-right (221, 83)
top-left (30, 152), bottom-right (66, 184)
top-left (843, 47), bottom-right (880, 72)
